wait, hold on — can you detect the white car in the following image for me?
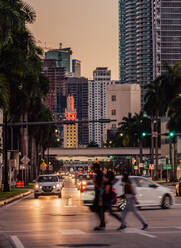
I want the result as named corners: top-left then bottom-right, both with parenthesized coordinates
top-left (34, 174), bottom-right (62, 199)
top-left (114, 176), bottom-right (174, 209)
top-left (81, 184), bottom-right (95, 205)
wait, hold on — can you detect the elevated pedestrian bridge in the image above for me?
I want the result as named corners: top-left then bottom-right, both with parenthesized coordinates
top-left (45, 147), bottom-right (156, 161)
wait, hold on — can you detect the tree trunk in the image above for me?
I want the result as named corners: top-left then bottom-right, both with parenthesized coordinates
top-left (173, 138), bottom-right (177, 181)
top-left (154, 113), bottom-right (159, 180)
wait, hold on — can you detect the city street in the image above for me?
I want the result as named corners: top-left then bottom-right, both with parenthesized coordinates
top-left (1, 178), bottom-right (181, 248)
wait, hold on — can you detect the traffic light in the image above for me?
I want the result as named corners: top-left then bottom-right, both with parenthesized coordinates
top-left (169, 131), bottom-right (176, 138)
top-left (141, 132), bottom-right (147, 138)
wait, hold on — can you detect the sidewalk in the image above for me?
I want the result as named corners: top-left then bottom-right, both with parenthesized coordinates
top-left (0, 189), bottom-right (32, 207)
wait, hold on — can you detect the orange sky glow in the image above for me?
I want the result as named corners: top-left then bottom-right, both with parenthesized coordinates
top-left (25, 0), bottom-right (119, 80)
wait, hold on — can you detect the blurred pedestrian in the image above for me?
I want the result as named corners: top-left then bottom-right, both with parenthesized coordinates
top-left (118, 173), bottom-right (148, 230)
top-left (91, 163), bottom-right (105, 230)
top-left (103, 171), bottom-right (122, 226)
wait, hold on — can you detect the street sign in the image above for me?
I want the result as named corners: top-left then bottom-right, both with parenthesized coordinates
top-left (163, 164), bottom-right (172, 170)
top-left (159, 158), bottom-right (166, 165)
top-left (144, 160), bottom-right (149, 169)
top-left (149, 164), bottom-right (154, 170)
top-left (9, 159), bottom-right (16, 168)
top-left (21, 156), bottom-right (30, 164)
top-left (126, 156), bottom-right (131, 159)
top-left (40, 161), bottom-right (47, 167)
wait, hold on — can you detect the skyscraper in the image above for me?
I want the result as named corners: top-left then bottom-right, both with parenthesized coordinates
top-left (42, 59), bottom-right (66, 120)
top-left (66, 77), bottom-right (89, 146)
top-left (119, 0), bottom-right (153, 107)
top-left (72, 59), bottom-right (81, 77)
top-left (45, 43), bottom-right (72, 73)
top-left (89, 67), bottom-right (120, 147)
top-left (154, 0), bottom-right (181, 76)
top-left (89, 68), bottom-right (111, 147)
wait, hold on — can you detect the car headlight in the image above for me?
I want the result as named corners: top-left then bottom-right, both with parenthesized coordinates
top-left (56, 184), bottom-right (60, 188)
top-left (35, 184), bottom-right (39, 189)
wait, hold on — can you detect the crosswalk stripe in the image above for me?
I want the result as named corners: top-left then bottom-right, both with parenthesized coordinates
top-left (59, 229), bottom-right (86, 235)
top-left (11, 236), bottom-right (24, 248)
top-left (123, 228), bottom-right (156, 239)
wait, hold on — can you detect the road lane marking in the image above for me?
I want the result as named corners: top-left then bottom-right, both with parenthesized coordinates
top-left (10, 236), bottom-right (24, 248)
top-left (59, 229), bottom-right (86, 235)
top-left (123, 228), bottom-right (156, 238)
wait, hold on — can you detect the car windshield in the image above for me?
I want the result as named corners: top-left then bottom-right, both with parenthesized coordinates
top-left (38, 176), bottom-right (58, 182)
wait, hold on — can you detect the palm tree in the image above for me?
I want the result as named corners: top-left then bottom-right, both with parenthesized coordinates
top-left (0, 0), bottom-right (36, 48)
top-left (144, 78), bottom-right (166, 179)
top-left (167, 97), bottom-right (181, 181)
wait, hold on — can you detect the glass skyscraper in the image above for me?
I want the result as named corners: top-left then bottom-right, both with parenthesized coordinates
top-left (119, 0), bottom-right (153, 107)
top-left (45, 43), bottom-right (72, 73)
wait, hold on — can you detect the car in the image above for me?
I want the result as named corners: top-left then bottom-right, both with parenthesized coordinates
top-left (81, 183), bottom-right (95, 205)
top-left (57, 174), bottom-right (64, 188)
top-left (176, 179), bottom-right (181, 196)
top-left (80, 179), bottom-right (93, 192)
top-left (76, 174), bottom-right (87, 189)
top-left (114, 176), bottom-right (174, 210)
top-left (34, 174), bottom-right (63, 199)
top-left (82, 175), bottom-right (174, 210)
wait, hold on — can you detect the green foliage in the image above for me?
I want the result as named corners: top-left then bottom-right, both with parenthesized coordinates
top-left (110, 112), bottom-right (151, 147)
top-left (0, 0), bottom-right (56, 153)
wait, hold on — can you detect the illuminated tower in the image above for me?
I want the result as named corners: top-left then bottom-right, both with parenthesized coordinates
top-left (63, 95), bottom-right (78, 148)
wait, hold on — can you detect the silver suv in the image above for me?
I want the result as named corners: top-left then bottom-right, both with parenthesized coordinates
top-left (34, 174), bottom-right (62, 199)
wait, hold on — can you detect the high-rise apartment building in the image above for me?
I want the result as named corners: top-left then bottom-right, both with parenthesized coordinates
top-left (119, 0), bottom-right (181, 107)
top-left (153, 0), bottom-right (181, 76)
top-left (119, 0), bottom-right (153, 107)
top-left (89, 67), bottom-right (120, 147)
top-left (72, 59), bottom-right (81, 77)
top-left (63, 95), bottom-right (78, 148)
top-left (42, 59), bottom-right (66, 120)
top-left (66, 77), bottom-right (89, 146)
top-left (45, 43), bottom-right (72, 73)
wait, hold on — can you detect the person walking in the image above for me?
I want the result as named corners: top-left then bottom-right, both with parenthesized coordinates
top-left (91, 163), bottom-right (105, 230)
top-left (103, 171), bottom-right (122, 226)
top-left (118, 173), bottom-right (148, 231)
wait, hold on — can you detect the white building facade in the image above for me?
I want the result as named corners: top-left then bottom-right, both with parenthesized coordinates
top-left (88, 67), bottom-right (120, 147)
top-left (106, 84), bottom-right (141, 132)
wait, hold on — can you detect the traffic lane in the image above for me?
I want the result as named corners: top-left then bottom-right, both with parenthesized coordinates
top-left (0, 186), bottom-right (91, 233)
top-left (1, 179), bottom-right (181, 247)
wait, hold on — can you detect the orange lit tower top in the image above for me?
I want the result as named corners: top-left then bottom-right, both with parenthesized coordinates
top-left (63, 95), bottom-right (78, 148)
top-left (64, 95), bottom-right (77, 121)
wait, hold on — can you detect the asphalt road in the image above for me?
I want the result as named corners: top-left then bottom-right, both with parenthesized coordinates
top-left (1, 178), bottom-right (181, 248)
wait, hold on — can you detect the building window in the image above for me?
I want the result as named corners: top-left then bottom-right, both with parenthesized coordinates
top-left (112, 109), bottom-right (116, 115)
top-left (112, 124), bottom-right (117, 129)
top-left (112, 95), bottom-right (116, 101)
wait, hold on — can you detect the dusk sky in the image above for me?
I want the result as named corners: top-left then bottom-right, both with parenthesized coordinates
top-left (25, 0), bottom-right (119, 80)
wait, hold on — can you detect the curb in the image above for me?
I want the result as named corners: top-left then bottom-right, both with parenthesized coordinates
top-left (0, 190), bottom-right (32, 207)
